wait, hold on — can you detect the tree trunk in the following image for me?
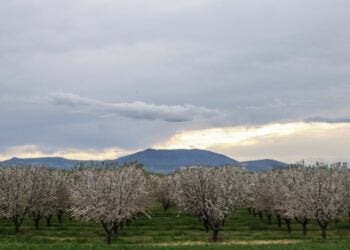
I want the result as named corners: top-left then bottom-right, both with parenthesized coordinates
top-left (14, 220), bottom-right (21, 234)
top-left (302, 221), bottom-right (308, 236)
top-left (295, 218), bottom-right (308, 236)
top-left (163, 203), bottom-right (170, 212)
top-left (317, 220), bottom-right (328, 240)
top-left (252, 209), bottom-right (256, 217)
top-left (203, 219), bottom-right (210, 232)
top-left (247, 208), bottom-right (252, 214)
top-left (57, 211), bottom-right (63, 224)
top-left (267, 214), bottom-right (272, 225)
top-left (113, 225), bottom-right (119, 238)
top-left (258, 211), bottom-right (263, 221)
top-left (284, 218), bottom-right (291, 233)
top-left (212, 230), bottom-right (219, 242)
top-left (321, 226), bottom-right (327, 240)
top-left (101, 221), bottom-right (113, 244)
top-left (46, 216), bottom-right (52, 227)
top-left (34, 218), bottom-right (40, 230)
top-left (112, 221), bottom-right (119, 237)
top-left (106, 230), bottom-right (112, 244)
top-left (222, 218), bottom-right (226, 227)
top-left (348, 212), bottom-right (350, 225)
top-left (276, 214), bottom-right (282, 228)
top-left (302, 223), bottom-right (307, 236)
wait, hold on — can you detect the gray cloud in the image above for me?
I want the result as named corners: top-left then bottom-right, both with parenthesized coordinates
top-left (46, 92), bottom-right (222, 122)
top-left (305, 116), bottom-right (350, 123)
top-left (1, 0), bottom-right (350, 160)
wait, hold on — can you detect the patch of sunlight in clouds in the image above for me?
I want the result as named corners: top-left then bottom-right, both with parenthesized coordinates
top-left (0, 145), bottom-right (130, 161)
top-left (154, 122), bottom-right (312, 149)
top-left (2, 122), bottom-right (350, 163)
top-left (154, 122), bottom-right (350, 162)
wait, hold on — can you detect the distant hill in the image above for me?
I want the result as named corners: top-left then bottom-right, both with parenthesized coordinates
top-left (116, 148), bottom-right (240, 172)
top-left (240, 159), bottom-right (288, 171)
top-left (0, 157), bottom-right (80, 169)
top-left (0, 149), bottom-right (289, 172)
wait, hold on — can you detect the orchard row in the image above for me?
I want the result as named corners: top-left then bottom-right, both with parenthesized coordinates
top-left (0, 162), bottom-right (348, 244)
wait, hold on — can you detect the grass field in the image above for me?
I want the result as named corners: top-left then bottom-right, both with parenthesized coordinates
top-left (0, 206), bottom-right (349, 249)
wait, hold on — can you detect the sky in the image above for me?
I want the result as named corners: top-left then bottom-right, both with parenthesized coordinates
top-left (1, 0), bottom-right (350, 163)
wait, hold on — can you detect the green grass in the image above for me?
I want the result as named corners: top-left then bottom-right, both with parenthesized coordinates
top-left (0, 206), bottom-right (349, 249)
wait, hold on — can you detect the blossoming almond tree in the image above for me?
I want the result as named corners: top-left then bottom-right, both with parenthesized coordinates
top-left (277, 166), bottom-right (314, 235)
top-left (239, 172), bottom-right (257, 216)
top-left (175, 166), bottom-right (242, 242)
top-left (345, 168), bottom-right (350, 224)
top-left (272, 163), bottom-right (348, 239)
top-left (53, 170), bottom-right (72, 224)
top-left (0, 166), bottom-right (37, 233)
top-left (28, 167), bottom-right (61, 229)
top-left (150, 174), bottom-right (177, 212)
top-left (307, 163), bottom-right (348, 239)
top-left (70, 164), bottom-right (150, 244)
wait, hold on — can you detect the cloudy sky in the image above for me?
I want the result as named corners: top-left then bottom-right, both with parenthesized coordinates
top-left (1, 0), bottom-right (350, 163)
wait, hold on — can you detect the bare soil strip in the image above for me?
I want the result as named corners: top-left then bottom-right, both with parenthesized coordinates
top-left (150, 240), bottom-right (301, 247)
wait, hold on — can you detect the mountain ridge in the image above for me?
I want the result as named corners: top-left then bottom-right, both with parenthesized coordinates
top-left (116, 148), bottom-right (240, 172)
top-left (240, 159), bottom-right (289, 171)
top-left (0, 149), bottom-right (288, 172)
top-left (0, 156), bottom-right (81, 169)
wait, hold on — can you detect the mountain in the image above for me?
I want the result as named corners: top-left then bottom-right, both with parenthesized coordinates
top-left (0, 157), bottom-right (80, 169)
top-left (240, 159), bottom-right (289, 171)
top-left (0, 150), bottom-right (289, 172)
top-left (116, 148), bottom-right (240, 172)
